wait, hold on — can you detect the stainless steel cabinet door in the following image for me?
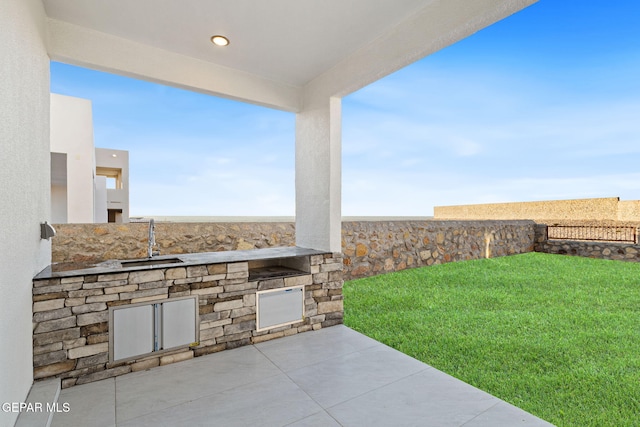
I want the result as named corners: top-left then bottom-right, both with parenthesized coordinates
top-left (161, 298), bottom-right (197, 349)
top-left (112, 304), bottom-right (154, 361)
top-left (257, 286), bottom-right (303, 331)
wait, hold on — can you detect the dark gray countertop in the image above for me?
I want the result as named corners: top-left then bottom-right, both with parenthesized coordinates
top-left (34, 247), bottom-right (329, 280)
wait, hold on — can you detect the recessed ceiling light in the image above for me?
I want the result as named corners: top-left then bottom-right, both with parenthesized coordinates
top-left (210, 35), bottom-right (230, 47)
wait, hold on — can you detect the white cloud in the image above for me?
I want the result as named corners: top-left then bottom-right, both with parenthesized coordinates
top-left (448, 137), bottom-right (483, 157)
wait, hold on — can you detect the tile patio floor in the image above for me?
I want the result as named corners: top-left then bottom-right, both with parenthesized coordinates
top-left (49, 325), bottom-right (554, 426)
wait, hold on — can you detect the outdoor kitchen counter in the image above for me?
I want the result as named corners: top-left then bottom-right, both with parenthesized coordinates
top-left (31, 246), bottom-right (344, 388)
top-left (34, 246), bottom-right (328, 279)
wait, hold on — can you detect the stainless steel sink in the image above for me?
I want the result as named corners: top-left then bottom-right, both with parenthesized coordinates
top-left (120, 258), bottom-right (183, 268)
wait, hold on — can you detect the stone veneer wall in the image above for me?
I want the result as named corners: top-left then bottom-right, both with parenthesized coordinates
top-left (534, 223), bottom-right (640, 261)
top-left (52, 220), bottom-right (536, 281)
top-left (32, 253), bottom-right (342, 388)
top-left (341, 220), bottom-right (535, 280)
top-left (52, 222), bottom-right (296, 263)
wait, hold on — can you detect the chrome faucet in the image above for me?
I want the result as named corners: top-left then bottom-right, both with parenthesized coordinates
top-left (148, 219), bottom-right (160, 258)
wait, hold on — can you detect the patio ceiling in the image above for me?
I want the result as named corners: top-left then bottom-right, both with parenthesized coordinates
top-left (42, 0), bottom-right (537, 111)
top-left (43, 0), bottom-right (430, 88)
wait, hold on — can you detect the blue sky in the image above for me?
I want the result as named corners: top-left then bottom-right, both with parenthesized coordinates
top-left (50, 0), bottom-right (640, 217)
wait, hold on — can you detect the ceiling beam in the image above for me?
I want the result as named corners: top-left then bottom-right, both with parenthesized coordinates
top-left (46, 18), bottom-right (302, 112)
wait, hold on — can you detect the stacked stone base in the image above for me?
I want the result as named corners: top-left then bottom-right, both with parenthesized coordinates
top-left (33, 252), bottom-right (343, 388)
top-left (535, 239), bottom-right (640, 261)
top-left (534, 223), bottom-right (640, 261)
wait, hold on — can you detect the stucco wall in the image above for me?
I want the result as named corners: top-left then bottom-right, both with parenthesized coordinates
top-left (51, 220), bottom-right (536, 281)
top-left (0, 0), bottom-right (51, 425)
top-left (50, 93), bottom-right (95, 223)
top-left (434, 197), bottom-right (625, 221)
top-left (618, 201), bottom-right (640, 222)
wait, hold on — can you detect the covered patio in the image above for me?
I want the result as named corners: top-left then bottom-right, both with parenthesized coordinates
top-left (2, 1), bottom-right (542, 426)
top-left (38, 0), bottom-right (539, 254)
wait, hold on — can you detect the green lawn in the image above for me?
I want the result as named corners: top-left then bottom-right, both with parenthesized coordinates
top-left (343, 252), bottom-right (640, 427)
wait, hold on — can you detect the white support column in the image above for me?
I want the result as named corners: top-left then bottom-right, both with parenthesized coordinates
top-left (295, 97), bottom-right (342, 252)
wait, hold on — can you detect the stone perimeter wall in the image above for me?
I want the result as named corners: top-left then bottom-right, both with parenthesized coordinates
top-left (52, 220), bottom-right (536, 281)
top-left (32, 253), bottom-right (342, 388)
top-left (54, 220), bottom-right (640, 279)
top-left (534, 224), bottom-right (640, 261)
top-left (341, 220), bottom-right (534, 281)
top-left (52, 222), bottom-right (296, 263)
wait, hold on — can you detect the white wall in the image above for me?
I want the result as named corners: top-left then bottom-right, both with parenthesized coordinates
top-left (295, 97), bottom-right (342, 252)
top-left (51, 152), bottom-right (68, 223)
top-left (0, 0), bottom-right (50, 426)
top-left (51, 183), bottom-right (69, 223)
top-left (50, 93), bottom-right (96, 223)
top-left (94, 175), bottom-right (108, 223)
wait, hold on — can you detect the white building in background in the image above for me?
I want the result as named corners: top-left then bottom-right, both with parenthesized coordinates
top-left (50, 93), bottom-right (129, 223)
top-left (95, 147), bottom-right (130, 223)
